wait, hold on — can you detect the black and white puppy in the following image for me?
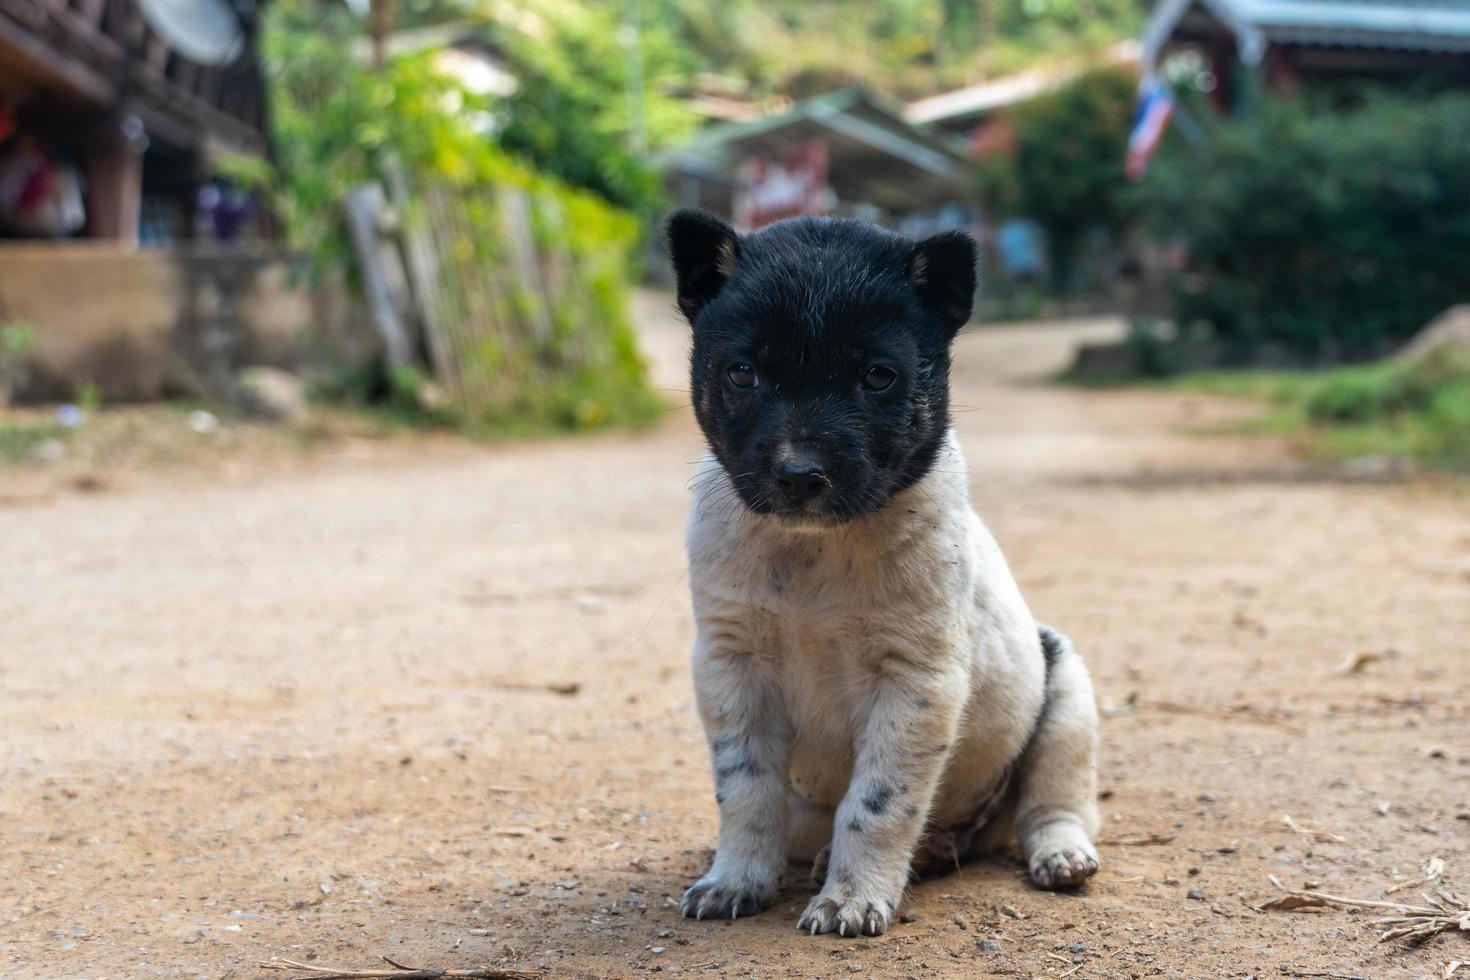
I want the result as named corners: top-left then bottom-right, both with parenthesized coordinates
top-left (667, 210), bottom-right (1100, 938)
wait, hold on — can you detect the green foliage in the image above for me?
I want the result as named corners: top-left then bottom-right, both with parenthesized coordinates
top-left (264, 2), bottom-right (499, 259)
top-left (644, 0), bottom-right (1143, 99)
top-left (980, 65), bottom-right (1138, 289)
top-left (0, 319), bottom-right (34, 404)
top-left (0, 320), bottom-right (32, 355)
top-left (1172, 350), bottom-right (1470, 468)
top-left (1137, 91), bottom-right (1470, 359)
top-left (0, 421), bottom-right (65, 462)
top-left (489, 0), bottom-right (697, 218)
top-left (262, 0), bottom-right (659, 434)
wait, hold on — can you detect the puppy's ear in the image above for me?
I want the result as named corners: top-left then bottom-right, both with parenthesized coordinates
top-left (908, 231), bottom-right (977, 334)
top-left (666, 209), bottom-right (741, 324)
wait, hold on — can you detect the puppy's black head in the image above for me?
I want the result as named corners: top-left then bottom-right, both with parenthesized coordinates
top-left (668, 210), bottom-right (976, 526)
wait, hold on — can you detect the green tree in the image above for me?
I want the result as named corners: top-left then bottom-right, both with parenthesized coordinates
top-left (489, 0), bottom-right (698, 219)
top-left (1137, 90), bottom-right (1470, 358)
top-left (259, 0), bottom-right (656, 431)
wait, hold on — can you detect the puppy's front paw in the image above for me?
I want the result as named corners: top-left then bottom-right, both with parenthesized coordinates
top-left (680, 872), bottom-right (776, 920)
top-left (1026, 824), bottom-right (1100, 889)
top-left (796, 880), bottom-right (897, 937)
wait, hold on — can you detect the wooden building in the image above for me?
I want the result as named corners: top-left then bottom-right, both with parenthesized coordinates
top-left (1143, 0), bottom-right (1470, 108)
top-left (660, 88), bottom-right (977, 234)
top-left (0, 0), bottom-right (270, 244)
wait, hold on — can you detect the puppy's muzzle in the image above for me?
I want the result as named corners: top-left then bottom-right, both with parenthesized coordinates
top-left (773, 460), bottom-right (830, 505)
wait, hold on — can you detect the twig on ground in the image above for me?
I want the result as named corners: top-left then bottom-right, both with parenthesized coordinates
top-left (487, 680), bottom-right (580, 696)
top-left (1282, 814), bottom-right (1348, 844)
top-left (1149, 699), bottom-right (1304, 733)
top-left (258, 956), bottom-right (541, 979)
top-left (1279, 970), bottom-right (1366, 980)
top-left (1098, 832), bottom-right (1176, 846)
top-left (1331, 649), bottom-right (1397, 675)
top-left (1386, 857), bottom-right (1445, 896)
top-left (1257, 873), bottom-right (1470, 945)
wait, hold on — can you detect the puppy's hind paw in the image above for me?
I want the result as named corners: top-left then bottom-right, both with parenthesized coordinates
top-left (808, 846), bottom-right (831, 887)
top-left (680, 874), bottom-right (774, 921)
top-left (1027, 828), bottom-right (1100, 890)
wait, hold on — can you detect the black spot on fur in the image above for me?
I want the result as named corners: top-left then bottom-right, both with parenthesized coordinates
top-left (711, 736), bottom-right (759, 784)
top-left (862, 784), bottom-right (894, 815)
top-left (914, 695), bottom-right (933, 710)
top-left (847, 817), bottom-right (864, 834)
top-left (715, 755), bottom-right (759, 782)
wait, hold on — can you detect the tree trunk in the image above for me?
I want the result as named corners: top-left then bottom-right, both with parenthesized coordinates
top-left (369, 0), bottom-right (398, 70)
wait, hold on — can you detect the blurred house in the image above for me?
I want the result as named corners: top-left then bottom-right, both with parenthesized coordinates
top-left (903, 46), bottom-right (1142, 295)
top-left (906, 41), bottom-right (1142, 159)
top-left (659, 88), bottom-right (977, 235)
top-left (0, 0), bottom-right (270, 244)
top-left (1143, 0), bottom-right (1470, 106)
top-left (0, 1), bottom-right (368, 405)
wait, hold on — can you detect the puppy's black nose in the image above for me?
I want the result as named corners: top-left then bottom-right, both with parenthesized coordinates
top-left (774, 461), bottom-right (830, 502)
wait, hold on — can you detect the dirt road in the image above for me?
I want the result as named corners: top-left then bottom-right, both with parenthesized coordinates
top-left (3, 295), bottom-right (1468, 980)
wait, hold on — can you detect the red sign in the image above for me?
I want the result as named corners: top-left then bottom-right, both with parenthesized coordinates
top-left (735, 139), bottom-right (829, 230)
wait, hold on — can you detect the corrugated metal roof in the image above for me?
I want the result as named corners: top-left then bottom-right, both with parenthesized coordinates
top-left (1145, 0), bottom-right (1470, 65)
top-left (660, 89), bottom-right (976, 215)
top-left (905, 41), bottom-right (1141, 126)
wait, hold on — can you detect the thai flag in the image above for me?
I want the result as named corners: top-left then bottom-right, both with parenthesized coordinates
top-left (1126, 75), bottom-right (1175, 182)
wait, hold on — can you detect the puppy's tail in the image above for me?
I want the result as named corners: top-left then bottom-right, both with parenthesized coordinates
top-left (1036, 622), bottom-right (1072, 686)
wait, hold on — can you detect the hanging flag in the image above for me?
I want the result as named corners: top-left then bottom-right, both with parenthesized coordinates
top-left (1126, 74), bottom-right (1175, 182)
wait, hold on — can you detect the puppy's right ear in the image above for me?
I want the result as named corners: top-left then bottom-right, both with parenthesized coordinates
top-left (666, 209), bottom-right (741, 324)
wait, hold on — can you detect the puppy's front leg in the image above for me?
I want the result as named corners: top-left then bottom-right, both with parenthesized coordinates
top-left (799, 657), bottom-right (962, 937)
top-left (681, 631), bottom-right (791, 920)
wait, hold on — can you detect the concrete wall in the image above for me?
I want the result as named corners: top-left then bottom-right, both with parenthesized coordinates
top-left (0, 243), bottom-right (376, 402)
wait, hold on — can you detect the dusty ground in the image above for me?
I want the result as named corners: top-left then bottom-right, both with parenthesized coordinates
top-left (3, 294), bottom-right (1468, 980)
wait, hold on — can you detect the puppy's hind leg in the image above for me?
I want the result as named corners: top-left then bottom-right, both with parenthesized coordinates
top-left (1016, 625), bottom-right (1101, 889)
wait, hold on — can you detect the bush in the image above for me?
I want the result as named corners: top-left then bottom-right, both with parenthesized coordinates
top-left (1174, 349), bottom-right (1470, 468)
top-left (1137, 91), bottom-right (1470, 360)
top-left (261, 1), bottom-right (660, 434)
top-left (490, 1), bottom-right (697, 221)
top-left (0, 320), bottom-right (34, 405)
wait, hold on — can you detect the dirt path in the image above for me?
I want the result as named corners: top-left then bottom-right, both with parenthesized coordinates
top-left (3, 296), bottom-right (1468, 980)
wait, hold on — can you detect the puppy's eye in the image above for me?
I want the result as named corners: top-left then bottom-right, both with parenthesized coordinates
top-left (863, 365), bottom-right (898, 392)
top-left (726, 362), bottom-right (758, 390)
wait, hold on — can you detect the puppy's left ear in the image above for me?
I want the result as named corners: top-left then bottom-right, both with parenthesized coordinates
top-left (666, 209), bottom-right (742, 324)
top-left (908, 231), bottom-right (978, 335)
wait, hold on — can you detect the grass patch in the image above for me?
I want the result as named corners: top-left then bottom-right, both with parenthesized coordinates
top-left (0, 421), bottom-right (67, 462)
top-left (314, 361), bottom-right (668, 444)
top-left (1169, 349), bottom-right (1470, 468)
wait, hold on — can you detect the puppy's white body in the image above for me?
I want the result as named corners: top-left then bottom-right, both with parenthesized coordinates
top-left (684, 430), bottom-right (1099, 936)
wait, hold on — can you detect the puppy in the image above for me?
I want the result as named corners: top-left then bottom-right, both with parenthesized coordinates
top-left (667, 210), bottom-right (1100, 937)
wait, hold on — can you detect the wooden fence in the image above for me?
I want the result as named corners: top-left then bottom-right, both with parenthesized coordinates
top-left (348, 174), bottom-right (620, 423)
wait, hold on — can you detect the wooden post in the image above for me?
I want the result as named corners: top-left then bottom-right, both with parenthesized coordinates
top-left (82, 119), bottom-right (143, 244)
top-left (369, 0), bottom-right (398, 70)
top-left (345, 183), bottom-right (420, 372)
